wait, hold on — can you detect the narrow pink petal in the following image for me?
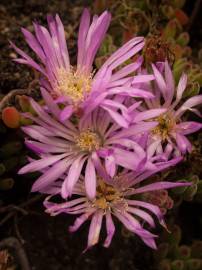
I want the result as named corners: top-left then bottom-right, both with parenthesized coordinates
top-left (26, 125), bottom-right (54, 136)
top-left (176, 73), bottom-right (187, 101)
top-left (113, 148), bottom-right (141, 170)
top-left (107, 87), bottom-right (154, 99)
top-left (109, 138), bottom-right (146, 161)
top-left (22, 126), bottom-right (67, 147)
top-left (175, 133), bottom-right (192, 153)
top-left (131, 181), bottom-right (191, 195)
top-left (92, 152), bottom-right (110, 181)
top-left (85, 158), bottom-right (96, 200)
top-left (61, 156), bottom-right (87, 198)
top-left (84, 11), bottom-right (111, 70)
top-left (55, 14), bottom-right (70, 69)
top-left (87, 210), bottom-right (103, 249)
top-left (164, 60), bottom-right (174, 105)
top-left (128, 207), bottom-right (155, 227)
top-left (142, 237), bottom-right (157, 250)
top-left (84, 92), bottom-right (108, 117)
top-left (21, 27), bottom-right (45, 61)
top-left (46, 198), bottom-right (86, 213)
top-left (127, 200), bottom-right (164, 226)
top-left (47, 15), bottom-right (63, 68)
top-left (105, 154), bottom-right (116, 178)
top-left (10, 41), bottom-right (46, 75)
top-left (31, 158), bottom-right (70, 192)
top-left (106, 41), bottom-right (144, 71)
top-left (103, 212), bottom-right (115, 248)
top-left (122, 212), bottom-right (157, 239)
top-left (77, 8), bottom-right (90, 67)
top-left (25, 140), bottom-right (66, 154)
top-left (29, 98), bottom-right (76, 137)
top-left (132, 108), bottom-right (166, 122)
top-left (164, 143), bottom-right (174, 159)
top-left (127, 157), bottom-right (183, 187)
top-left (41, 88), bottom-right (60, 118)
top-left (152, 63), bottom-right (167, 99)
top-left (18, 153), bottom-right (67, 174)
top-left (110, 57), bottom-right (143, 82)
top-left (147, 139), bottom-right (162, 158)
top-left (100, 37), bottom-right (144, 70)
top-left (108, 77), bottom-right (132, 88)
top-left (177, 121), bottom-right (202, 135)
top-left (69, 211), bottom-right (94, 233)
top-left (109, 122), bottom-right (158, 141)
top-left (101, 105), bottom-right (129, 128)
top-left (114, 210), bottom-right (157, 242)
top-left (132, 74), bottom-right (154, 84)
top-left (60, 105), bottom-right (73, 122)
top-left (175, 95), bottom-right (202, 117)
top-left (33, 24), bottom-right (59, 71)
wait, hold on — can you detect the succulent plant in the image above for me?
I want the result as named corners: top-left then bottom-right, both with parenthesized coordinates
top-left (154, 224), bottom-right (202, 270)
top-left (0, 93), bottom-right (35, 193)
top-left (92, 0), bottom-right (202, 91)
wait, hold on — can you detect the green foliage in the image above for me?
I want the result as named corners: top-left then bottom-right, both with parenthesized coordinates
top-left (154, 225), bottom-right (202, 270)
top-left (171, 175), bottom-right (202, 202)
top-left (0, 178), bottom-right (14, 190)
top-left (0, 141), bottom-right (22, 159)
top-left (93, 0), bottom-right (202, 93)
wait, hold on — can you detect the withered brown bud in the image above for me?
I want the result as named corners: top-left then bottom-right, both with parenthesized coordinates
top-left (143, 35), bottom-right (174, 65)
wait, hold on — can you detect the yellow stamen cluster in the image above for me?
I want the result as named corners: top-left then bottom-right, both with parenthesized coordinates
top-left (152, 113), bottom-right (176, 140)
top-left (56, 67), bottom-right (93, 103)
top-left (93, 180), bottom-right (123, 210)
top-left (76, 129), bottom-right (101, 152)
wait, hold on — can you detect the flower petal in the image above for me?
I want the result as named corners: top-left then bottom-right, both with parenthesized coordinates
top-left (177, 121), bottom-right (202, 135)
top-left (103, 212), bottom-right (115, 248)
top-left (18, 153), bottom-right (67, 174)
top-left (175, 133), bottom-right (192, 153)
top-left (175, 95), bottom-right (202, 117)
top-left (85, 158), bottom-right (97, 200)
top-left (176, 73), bottom-right (187, 101)
top-left (105, 154), bottom-right (116, 178)
top-left (60, 105), bottom-right (73, 122)
top-left (132, 108), bottom-right (166, 122)
top-left (61, 156), bottom-right (87, 198)
top-left (87, 210), bottom-right (103, 250)
top-left (31, 157), bottom-right (71, 192)
top-left (69, 211), bottom-right (94, 233)
top-left (130, 181), bottom-right (191, 195)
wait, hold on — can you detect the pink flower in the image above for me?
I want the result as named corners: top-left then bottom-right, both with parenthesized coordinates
top-left (44, 158), bottom-right (189, 251)
top-left (11, 9), bottom-right (154, 127)
top-left (132, 61), bottom-right (202, 156)
top-left (19, 89), bottom-right (158, 200)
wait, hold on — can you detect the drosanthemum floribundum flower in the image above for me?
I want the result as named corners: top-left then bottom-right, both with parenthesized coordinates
top-left (11, 9), bottom-right (155, 126)
top-left (44, 158), bottom-right (190, 251)
top-left (133, 61), bottom-right (202, 156)
top-left (19, 89), bottom-right (159, 199)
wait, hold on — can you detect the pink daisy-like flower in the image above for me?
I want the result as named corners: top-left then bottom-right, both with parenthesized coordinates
top-left (44, 157), bottom-right (189, 251)
top-left (11, 9), bottom-right (155, 127)
top-left (133, 61), bottom-right (202, 156)
top-left (19, 89), bottom-right (159, 200)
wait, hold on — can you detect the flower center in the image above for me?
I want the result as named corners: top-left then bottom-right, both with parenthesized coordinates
top-left (56, 67), bottom-right (93, 104)
top-left (93, 180), bottom-right (123, 210)
top-left (76, 129), bottom-right (101, 152)
top-left (152, 113), bottom-right (176, 140)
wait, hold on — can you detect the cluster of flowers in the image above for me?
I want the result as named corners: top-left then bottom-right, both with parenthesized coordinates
top-left (12, 9), bottom-right (202, 250)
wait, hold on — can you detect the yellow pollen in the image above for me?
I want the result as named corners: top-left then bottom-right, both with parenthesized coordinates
top-left (56, 67), bottom-right (93, 103)
top-left (93, 179), bottom-right (123, 210)
top-left (152, 113), bottom-right (176, 140)
top-left (76, 129), bottom-right (101, 152)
